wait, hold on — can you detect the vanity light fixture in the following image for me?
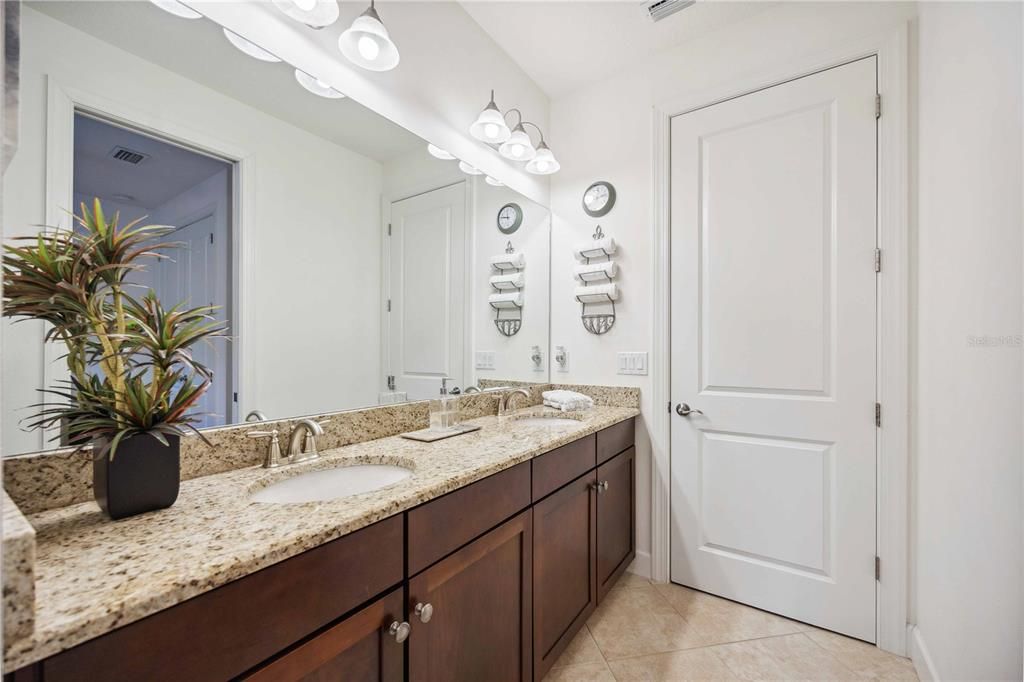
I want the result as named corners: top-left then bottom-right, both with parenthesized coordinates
top-left (294, 70), bottom-right (345, 98)
top-left (427, 143), bottom-right (455, 160)
top-left (498, 122), bottom-right (537, 162)
top-left (470, 91), bottom-right (512, 144)
top-left (458, 161), bottom-right (483, 176)
top-left (485, 176), bottom-right (504, 187)
top-left (273, 0), bottom-right (339, 28)
top-left (150, 0), bottom-right (202, 19)
top-left (223, 29), bottom-right (281, 62)
top-left (338, 0), bottom-right (400, 72)
top-left (525, 141), bottom-right (561, 175)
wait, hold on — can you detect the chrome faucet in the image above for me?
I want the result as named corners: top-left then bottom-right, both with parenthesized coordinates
top-left (499, 388), bottom-right (531, 416)
top-left (245, 410), bottom-right (268, 422)
top-left (463, 386), bottom-right (482, 394)
top-left (287, 418), bottom-right (326, 463)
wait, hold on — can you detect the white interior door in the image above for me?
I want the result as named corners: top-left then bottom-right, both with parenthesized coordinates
top-left (669, 57), bottom-right (878, 641)
top-left (388, 183), bottom-right (466, 401)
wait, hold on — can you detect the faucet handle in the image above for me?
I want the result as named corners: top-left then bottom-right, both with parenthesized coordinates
top-left (248, 430), bottom-right (284, 468)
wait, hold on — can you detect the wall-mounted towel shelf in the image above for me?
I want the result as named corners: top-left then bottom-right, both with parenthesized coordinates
top-left (574, 226), bottom-right (617, 335)
top-left (489, 240), bottom-right (523, 337)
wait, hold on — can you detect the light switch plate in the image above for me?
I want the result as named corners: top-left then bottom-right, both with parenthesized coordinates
top-left (475, 351), bottom-right (495, 370)
top-left (617, 351), bottom-right (648, 376)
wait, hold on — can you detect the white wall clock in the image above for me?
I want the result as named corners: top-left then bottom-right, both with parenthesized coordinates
top-left (582, 181), bottom-right (616, 217)
top-left (497, 202), bottom-right (523, 234)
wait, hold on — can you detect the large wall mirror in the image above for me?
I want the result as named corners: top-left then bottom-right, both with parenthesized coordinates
top-left (2, 1), bottom-right (551, 457)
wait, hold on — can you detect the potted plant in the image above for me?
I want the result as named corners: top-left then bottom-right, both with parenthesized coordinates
top-left (3, 199), bottom-right (225, 519)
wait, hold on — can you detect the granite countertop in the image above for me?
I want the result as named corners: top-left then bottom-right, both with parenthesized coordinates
top-left (3, 405), bottom-right (638, 671)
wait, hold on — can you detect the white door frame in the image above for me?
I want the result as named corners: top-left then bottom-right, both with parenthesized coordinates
top-left (650, 25), bottom-right (909, 655)
top-left (43, 76), bottom-right (255, 426)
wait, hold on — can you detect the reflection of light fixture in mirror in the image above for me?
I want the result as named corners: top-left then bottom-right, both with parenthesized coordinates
top-left (470, 91), bottom-right (511, 144)
top-left (223, 29), bottom-right (281, 62)
top-left (525, 141), bottom-right (561, 175)
top-left (427, 144), bottom-right (455, 160)
top-left (294, 70), bottom-right (345, 99)
top-left (273, 0), bottom-right (339, 28)
top-left (150, 0), bottom-right (202, 19)
top-left (498, 123), bottom-right (537, 162)
top-left (338, 1), bottom-right (400, 72)
top-left (458, 161), bottom-right (483, 175)
top-left (485, 176), bottom-right (504, 187)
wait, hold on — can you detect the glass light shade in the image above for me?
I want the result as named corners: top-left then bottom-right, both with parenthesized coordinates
top-left (498, 125), bottom-right (537, 162)
top-left (427, 144), bottom-right (455, 160)
top-left (458, 161), bottom-right (483, 175)
top-left (484, 176), bottom-right (504, 187)
top-left (470, 101), bottom-right (511, 144)
top-left (151, 0), bottom-right (202, 19)
top-left (338, 6), bottom-right (400, 72)
top-left (273, 0), bottom-right (339, 28)
top-left (295, 70), bottom-right (345, 99)
top-left (223, 29), bottom-right (281, 62)
top-left (525, 142), bottom-right (560, 175)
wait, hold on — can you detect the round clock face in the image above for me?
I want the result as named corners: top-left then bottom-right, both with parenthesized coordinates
top-left (582, 181), bottom-right (616, 217)
top-left (497, 203), bottom-right (523, 234)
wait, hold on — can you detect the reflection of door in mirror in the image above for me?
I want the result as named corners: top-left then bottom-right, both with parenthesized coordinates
top-left (387, 183), bottom-right (467, 402)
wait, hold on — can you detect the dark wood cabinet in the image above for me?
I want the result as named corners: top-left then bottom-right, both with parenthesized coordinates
top-left (532, 470), bottom-right (598, 681)
top-left (408, 509), bottom-right (533, 682)
top-left (596, 446), bottom-right (636, 601)
top-left (243, 587), bottom-right (405, 682)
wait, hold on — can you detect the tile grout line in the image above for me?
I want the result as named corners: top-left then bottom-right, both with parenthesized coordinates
top-left (595, 630), bottom-right (815, 664)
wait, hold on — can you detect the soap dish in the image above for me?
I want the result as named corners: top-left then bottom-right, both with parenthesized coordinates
top-left (400, 423), bottom-right (482, 443)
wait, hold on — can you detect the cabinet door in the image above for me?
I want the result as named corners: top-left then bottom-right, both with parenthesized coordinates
top-left (244, 588), bottom-right (405, 682)
top-left (597, 446), bottom-right (636, 601)
top-left (532, 470), bottom-right (598, 681)
top-left (408, 509), bottom-right (532, 682)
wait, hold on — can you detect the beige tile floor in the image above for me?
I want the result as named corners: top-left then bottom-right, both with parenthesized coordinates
top-left (546, 573), bottom-right (918, 681)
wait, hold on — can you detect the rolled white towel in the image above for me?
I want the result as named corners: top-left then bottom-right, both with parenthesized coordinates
top-left (490, 251), bottom-right (525, 270)
top-left (490, 272), bottom-right (525, 290)
top-left (574, 261), bottom-right (618, 282)
top-left (488, 292), bottom-right (523, 309)
top-left (574, 283), bottom-right (619, 303)
top-left (575, 237), bottom-right (617, 260)
top-left (542, 390), bottom-right (594, 412)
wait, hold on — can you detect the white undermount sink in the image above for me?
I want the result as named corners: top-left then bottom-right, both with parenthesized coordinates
top-left (513, 416), bottom-right (585, 428)
top-left (251, 464), bottom-right (413, 504)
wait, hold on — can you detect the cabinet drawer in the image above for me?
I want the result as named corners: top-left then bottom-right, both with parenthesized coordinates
top-left (408, 460), bottom-right (531, 575)
top-left (42, 516), bottom-right (404, 682)
top-left (244, 587), bottom-right (404, 682)
top-left (597, 418), bottom-right (635, 465)
top-left (532, 434), bottom-right (596, 501)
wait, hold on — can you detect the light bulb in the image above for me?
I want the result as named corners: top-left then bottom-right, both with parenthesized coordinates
top-left (358, 35), bottom-right (380, 61)
top-left (537, 159), bottom-right (551, 172)
top-left (510, 144), bottom-right (524, 158)
top-left (484, 123), bottom-right (499, 139)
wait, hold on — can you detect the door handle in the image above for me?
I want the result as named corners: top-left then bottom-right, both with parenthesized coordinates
top-left (675, 403), bottom-right (704, 417)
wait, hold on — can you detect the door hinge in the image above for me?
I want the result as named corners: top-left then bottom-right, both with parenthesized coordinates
top-left (668, 401), bottom-right (672, 414)
top-left (875, 402), bottom-right (882, 427)
top-left (874, 248), bottom-right (882, 273)
top-left (233, 392), bottom-right (238, 402)
top-left (875, 94), bottom-right (881, 119)
top-left (387, 223), bottom-right (392, 236)
top-left (387, 375), bottom-right (396, 391)
top-left (875, 556), bottom-right (881, 580)
top-left (386, 299), bottom-right (392, 312)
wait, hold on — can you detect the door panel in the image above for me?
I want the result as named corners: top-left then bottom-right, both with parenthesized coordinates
top-left (596, 446), bottom-right (636, 600)
top-left (388, 183), bottom-right (466, 401)
top-left (669, 57), bottom-right (878, 641)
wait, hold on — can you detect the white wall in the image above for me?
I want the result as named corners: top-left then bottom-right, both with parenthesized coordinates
top-left (194, 1), bottom-right (551, 207)
top-left (913, 3), bottom-right (1023, 679)
top-left (548, 0), bottom-right (918, 585)
top-left (2, 8), bottom-right (384, 454)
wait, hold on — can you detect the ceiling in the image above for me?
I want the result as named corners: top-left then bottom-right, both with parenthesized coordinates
top-left (30, 1), bottom-right (425, 163)
top-left (74, 114), bottom-right (230, 209)
top-left (460, 1), bottom-right (778, 98)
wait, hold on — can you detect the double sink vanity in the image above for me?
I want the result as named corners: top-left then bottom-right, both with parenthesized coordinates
top-left (3, 390), bottom-right (639, 681)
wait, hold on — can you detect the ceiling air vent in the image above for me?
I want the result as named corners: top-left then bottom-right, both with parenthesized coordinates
top-left (645, 0), bottom-right (696, 22)
top-left (109, 146), bottom-right (149, 165)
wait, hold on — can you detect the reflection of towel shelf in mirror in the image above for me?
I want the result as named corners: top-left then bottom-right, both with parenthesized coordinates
top-left (575, 226), bottom-right (617, 335)
top-left (490, 240), bottom-right (523, 337)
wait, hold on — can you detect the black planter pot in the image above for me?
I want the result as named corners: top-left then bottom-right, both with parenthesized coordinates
top-left (93, 433), bottom-right (180, 520)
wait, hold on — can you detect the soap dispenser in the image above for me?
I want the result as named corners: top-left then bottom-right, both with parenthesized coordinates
top-left (430, 378), bottom-right (459, 431)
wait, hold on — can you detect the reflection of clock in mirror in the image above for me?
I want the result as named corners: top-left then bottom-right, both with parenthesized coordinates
top-left (497, 202), bottom-right (523, 234)
top-left (582, 181), bottom-right (616, 217)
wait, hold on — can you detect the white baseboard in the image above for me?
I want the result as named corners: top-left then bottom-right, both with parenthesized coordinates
top-left (627, 550), bottom-right (652, 580)
top-left (907, 624), bottom-right (940, 682)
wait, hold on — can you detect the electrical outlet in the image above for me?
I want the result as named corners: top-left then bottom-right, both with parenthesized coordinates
top-left (531, 346), bottom-right (545, 372)
top-left (475, 351), bottom-right (495, 370)
top-left (554, 345), bottom-right (569, 372)
top-left (617, 352), bottom-right (648, 375)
